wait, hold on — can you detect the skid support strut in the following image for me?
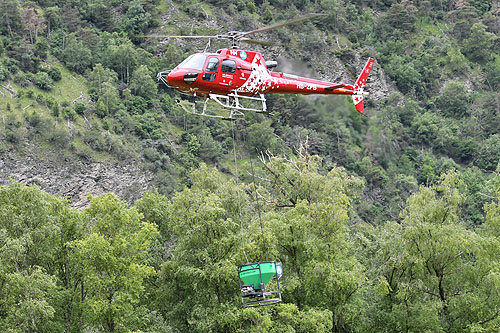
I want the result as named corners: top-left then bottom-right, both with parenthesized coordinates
top-left (176, 92), bottom-right (268, 121)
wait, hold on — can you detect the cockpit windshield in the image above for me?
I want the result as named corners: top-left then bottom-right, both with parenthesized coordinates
top-left (177, 54), bottom-right (207, 71)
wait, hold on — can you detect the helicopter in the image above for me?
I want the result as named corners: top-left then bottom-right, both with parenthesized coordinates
top-left (153, 13), bottom-right (375, 120)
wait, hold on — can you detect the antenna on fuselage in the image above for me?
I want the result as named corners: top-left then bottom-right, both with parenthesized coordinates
top-left (204, 39), bottom-right (211, 53)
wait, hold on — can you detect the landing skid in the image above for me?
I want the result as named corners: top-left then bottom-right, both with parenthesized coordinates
top-left (177, 92), bottom-right (268, 121)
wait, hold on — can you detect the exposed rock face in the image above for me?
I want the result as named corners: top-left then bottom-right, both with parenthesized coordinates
top-left (0, 147), bottom-right (152, 209)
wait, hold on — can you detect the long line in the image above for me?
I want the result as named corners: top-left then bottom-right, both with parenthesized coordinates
top-left (232, 121), bottom-right (248, 263)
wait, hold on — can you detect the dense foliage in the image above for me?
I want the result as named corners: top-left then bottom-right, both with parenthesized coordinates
top-left (2, 157), bottom-right (500, 331)
top-left (0, 0), bottom-right (499, 331)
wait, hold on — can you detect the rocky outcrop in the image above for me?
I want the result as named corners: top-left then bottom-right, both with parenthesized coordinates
top-left (0, 146), bottom-right (152, 209)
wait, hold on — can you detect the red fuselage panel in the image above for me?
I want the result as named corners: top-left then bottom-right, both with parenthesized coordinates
top-left (166, 49), bottom-right (355, 97)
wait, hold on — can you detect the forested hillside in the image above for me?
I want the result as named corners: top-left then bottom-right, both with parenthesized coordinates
top-left (1, 0), bottom-right (500, 331)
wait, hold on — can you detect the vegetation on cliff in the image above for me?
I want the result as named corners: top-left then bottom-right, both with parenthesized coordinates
top-left (0, 0), bottom-right (499, 331)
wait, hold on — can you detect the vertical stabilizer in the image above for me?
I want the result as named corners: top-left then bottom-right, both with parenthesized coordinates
top-left (352, 58), bottom-right (374, 113)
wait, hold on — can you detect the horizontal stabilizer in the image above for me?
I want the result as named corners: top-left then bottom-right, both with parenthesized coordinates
top-left (325, 84), bottom-right (345, 91)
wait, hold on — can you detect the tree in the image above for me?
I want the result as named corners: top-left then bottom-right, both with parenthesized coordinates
top-left (0, 0), bottom-right (22, 37)
top-left (119, 0), bottom-right (152, 37)
top-left (436, 81), bottom-right (471, 118)
top-left (156, 164), bottom-right (247, 331)
top-left (470, 0), bottom-right (492, 14)
top-left (0, 182), bottom-right (82, 332)
top-left (88, 63), bottom-right (118, 97)
top-left (96, 81), bottom-right (120, 116)
top-left (1, 268), bottom-right (59, 332)
top-left (33, 37), bottom-right (49, 59)
top-left (61, 4), bottom-right (84, 32)
top-left (44, 6), bottom-right (61, 37)
top-left (0, 63), bottom-right (9, 81)
top-left (22, 7), bottom-right (45, 44)
top-left (462, 22), bottom-right (499, 63)
top-left (450, 5), bottom-right (479, 40)
top-left (83, 0), bottom-right (114, 31)
top-left (129, 65), bottom-right (157, 99)
top-left (484, 62), bottom-right (500, 90)
top-left (410, 111), bottom-right (439, 145)
top-left (360, 172), bottom-right (500, 331)
top-left (70, 194), bottom-right (158, 332)
top-left (63, 36), bottom-right (92, 74)
top-left (259, 154), bottom-right (365, 331)
top-left (476, 134), bottom-right (500, 171)
top-left (108, 42), bottom-right (138, 85)
top-left (190, 128), bottom-right (223, 163)
top-left (385, 56), bottom-right (423, 95)
top-left (444, 47), bottom-right (469, 75)
top-left (386, 2), bottom-right (417, 32)
top-left (247, 120), bottom-right (280, 154)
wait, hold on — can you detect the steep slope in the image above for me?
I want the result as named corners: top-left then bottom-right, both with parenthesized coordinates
top-left (0, 0), bottom-right (499, 219)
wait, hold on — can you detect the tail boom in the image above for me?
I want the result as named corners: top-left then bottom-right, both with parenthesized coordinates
top-left (260, 57), bottom-right (374, 114)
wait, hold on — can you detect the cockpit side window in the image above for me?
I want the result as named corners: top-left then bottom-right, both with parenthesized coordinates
top-left (206, 57), bottom-right (219, 72)
top-left (178, 54), bottom-right (207, 71)
top-left (221, 59), bottom-right (236, 73)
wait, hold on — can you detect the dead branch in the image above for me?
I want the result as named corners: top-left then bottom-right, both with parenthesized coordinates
top-left (246, 170), bottom-right (271, 182)
top-left (0, 83), bottom-right (17, 97)
top-left (255, 188), bottom-right (295, 208)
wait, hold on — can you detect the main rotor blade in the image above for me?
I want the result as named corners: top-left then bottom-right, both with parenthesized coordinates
top-left (241, 13), bottom-right (326, 37)
top-left (240, 38), bottom-right (273, 46)
top-left (135, 34), bottom-right (220, 39)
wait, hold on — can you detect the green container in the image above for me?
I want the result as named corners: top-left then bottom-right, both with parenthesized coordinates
top-left (239, 262), bottom-right (276, 290)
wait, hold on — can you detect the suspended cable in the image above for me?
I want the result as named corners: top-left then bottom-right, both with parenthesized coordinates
top-left (251, 159), bottom-right (268, 261)
top-left (232, 121), bottom-right (248, 263)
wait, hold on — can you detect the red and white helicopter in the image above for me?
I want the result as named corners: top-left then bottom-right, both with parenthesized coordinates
top-left (154, 14), bottom-right (374, 120)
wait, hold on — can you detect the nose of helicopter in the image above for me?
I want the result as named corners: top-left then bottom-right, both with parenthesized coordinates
top-left (166, 70), bottom-right (183, 88)
top-left (167, 70), bottom-right (199, 88)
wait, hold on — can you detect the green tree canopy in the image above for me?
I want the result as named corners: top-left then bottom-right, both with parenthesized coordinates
top-left (71, 194), bottom-right (158, 332)
top-left (129, 64), bottom-right (157, 99)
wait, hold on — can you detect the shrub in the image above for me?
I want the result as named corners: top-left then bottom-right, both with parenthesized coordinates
top-left (46, 127), bottom-right (70, 148)
top-left (0, 63), bottom-right (9, 81)
top-left (83, 130), bottom-right (106, 151)
top-left (476, 134), bottom-right (500, 170)
top-left (5, 128), bottom-right (23, 144)
top-left (35, 94), bottom-right (45, 104)
top-left (14, 73), bottom-right (31, 88)
top-left (47, 67), bottom-right (62, 81)
top-left (51, 103), bottom-right (60, 117)
top-left (3, 58), bottom-right (19, 74)
top-left (74, 102), bottom-right (86, 115)
top-left (45, 96), bottom-right (57, 109)
top-left (71, 141), bottom-right (93, 160)
top-left (436, 82), bottom-right (471, 118)
top-left (63, 107), bottom-right (77, 121)
top-left (33, 72), bottom-right (54, 90)
top-left (25, 110), bottom-right (42, 128)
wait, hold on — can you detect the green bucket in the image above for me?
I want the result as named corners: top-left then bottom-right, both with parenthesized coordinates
top-left (238, 262), bottom-right (276, 290)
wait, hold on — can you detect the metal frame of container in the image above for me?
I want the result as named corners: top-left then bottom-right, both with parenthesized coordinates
top-left (238, 261), bottom-right (282, 307)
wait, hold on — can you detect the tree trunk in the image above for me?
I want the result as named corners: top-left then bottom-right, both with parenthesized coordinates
top-left (79, 281), bottom-right (84, 332)
top-left (6, 16), bottom-right (13, 37)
